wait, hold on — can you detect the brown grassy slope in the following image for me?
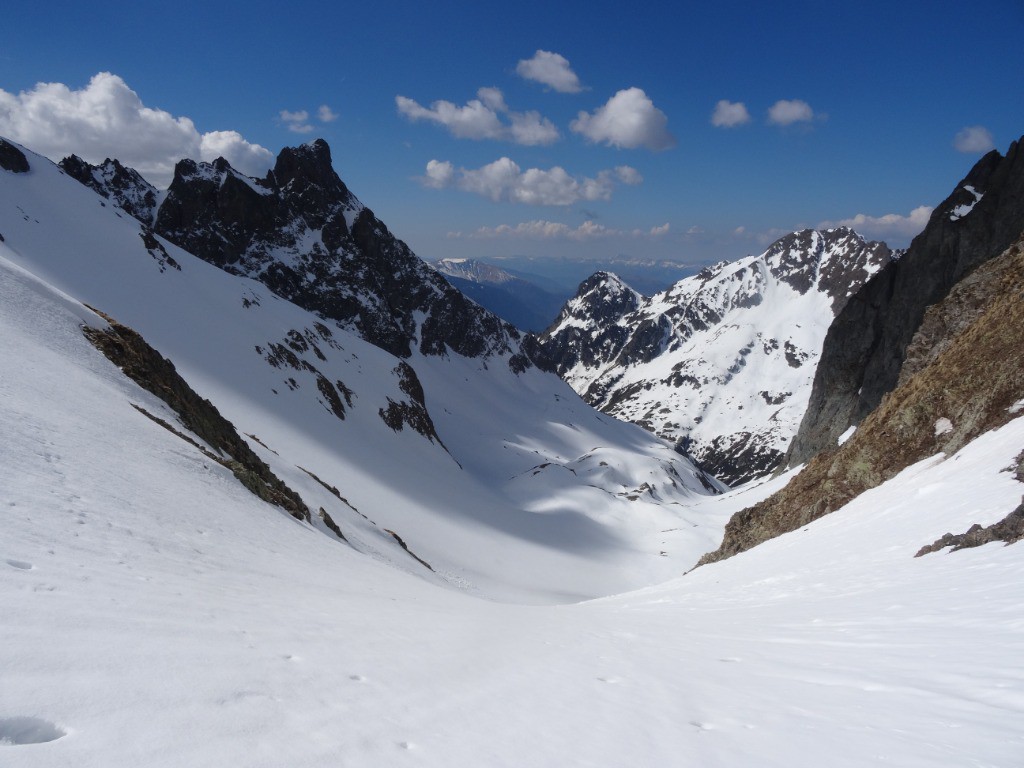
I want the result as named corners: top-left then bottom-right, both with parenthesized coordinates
top-left (698, 232), bottom-right (1024, 566)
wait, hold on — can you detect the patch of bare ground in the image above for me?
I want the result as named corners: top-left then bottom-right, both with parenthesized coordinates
top-left (83, 308), bottom-right (310, 521)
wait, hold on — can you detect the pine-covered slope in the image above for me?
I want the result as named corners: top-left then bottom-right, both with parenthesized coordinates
top-left (540, 228), bottom-right (892, 485)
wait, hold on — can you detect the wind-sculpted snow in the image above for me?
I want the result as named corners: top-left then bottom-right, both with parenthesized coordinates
top-left (0, 137), bottom-right (723, 602)
top-left (540, 229), bottom-right (892, 485)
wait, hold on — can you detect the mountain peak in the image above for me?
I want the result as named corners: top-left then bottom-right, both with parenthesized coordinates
top-left (539, 228), bottom-right (893, 484)
top-left (270, 138), bottom-right (342, 193)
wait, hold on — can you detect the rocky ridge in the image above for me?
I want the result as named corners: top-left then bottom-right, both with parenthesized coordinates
top-left (788, 137), bottom-right (1024, 466)
top-left (60, 140), bottom-right (535, 368)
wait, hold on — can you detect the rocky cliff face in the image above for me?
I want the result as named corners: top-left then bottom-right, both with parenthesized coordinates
top-left (538, 229), bottom-right (892, 485)
top-left (788, 137), bottom-right (1024, 466)
top-left (700, 230), bottom-right (1024, 565)
top-left (61, 140), bottom-right (531, 368)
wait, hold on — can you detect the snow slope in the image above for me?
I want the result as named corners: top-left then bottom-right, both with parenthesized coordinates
top-left (3, 245), bottom-right (1023, 765)
top-left (540, 229), bottom-right (893, 485)
top-left (0, 140), bottom-right (724, 603)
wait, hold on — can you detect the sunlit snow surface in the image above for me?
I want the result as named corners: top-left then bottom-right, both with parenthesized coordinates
top-left (0, 144), bottom-right (724, 604)
top-left (2, 148), bottom-right (1024, 766)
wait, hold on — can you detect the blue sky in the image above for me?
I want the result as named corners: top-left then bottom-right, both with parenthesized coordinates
top-left (2, 0), bottom-right (1023, 268)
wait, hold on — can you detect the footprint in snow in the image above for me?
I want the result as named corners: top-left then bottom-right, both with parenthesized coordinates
top-left (5, 559), bottom-right (33, 570)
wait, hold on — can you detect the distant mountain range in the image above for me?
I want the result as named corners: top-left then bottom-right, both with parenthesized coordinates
top-left (430, 258), bottom-right (570, 333)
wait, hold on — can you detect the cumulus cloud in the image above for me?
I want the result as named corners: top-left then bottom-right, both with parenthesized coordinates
top-left (396, 88), bottom-right (558, 145)
top-left (0, 72), bottom-right (272, 186)
top-left (515, 50), bottom-right (584, 93)
top-left (421, 157), bottom-right (641, 206)
top-left (953, 125), bottom-right (995, 153)
top-left (570, 88), bottom-right (675, 151)
top-left (280, 109), bottom-right (314, 133)
top-left (767, 99), bottom-right (815, 126)
top-left (614, 165), bottom-right (643, 185)
top-left (421, 159), bottom-right (455, 189)
top-left (711, 99), bottom-right (750, 128)
top-left (818, 205), bottom-right (933, 242)
top-left (317, 105), bottom-right (339, 123)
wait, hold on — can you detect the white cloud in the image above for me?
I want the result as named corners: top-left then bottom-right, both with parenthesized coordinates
top-left (570, 88), bottom-right (675, 151)
top-left (953, 125), bottom-right (995, 153)
top-left (280, 109), bottom-right (315, 133)
top-left (508, 110), bottom-right (560, 146)
top-left (476, 87), bottom-right (507, 112)
top-left (711, 100), bottom-right (750, 128)
top-left (818, 205), bottom-right (933, 242)
top-left (614, 165), bottom-right (643, 185)
top-left (421, 159), bottom-right (455, 189)
top-left (515, 50), bottom-right (583, 94)
top-left (767, 99), bottom-right (815, 126)
top-left (396, 88), bottom-right (558, 145)
top-left (421, 157), bottom-right (641, 206)
top-left (317, 105), bottom-right (339, 123)
top-left (0, 72), bottom-right (272, 187)
top-left (648, 223), bottom-right (670, 236)
top-left (396, 93), bottom-right (505, 140)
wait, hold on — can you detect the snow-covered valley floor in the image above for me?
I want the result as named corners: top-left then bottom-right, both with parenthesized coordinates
top-left (3, 246), bottom-right (1024, 766)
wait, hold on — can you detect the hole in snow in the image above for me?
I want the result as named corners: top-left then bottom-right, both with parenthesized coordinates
top-left (0, 717), bottom-right (66, 745)
top-left (5, 560), bottom-right (32, 570)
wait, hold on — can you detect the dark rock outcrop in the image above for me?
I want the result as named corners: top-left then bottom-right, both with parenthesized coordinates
top-left (699, 230), bottom-right (1024, 566)
top-left (915, 502), bottom-right (1024, 557)
top-left (788, 137), bottom-right (1024, 466)
top-left (83, 308), bottom-right (310, 521)
top-left (0, 139), bottom-right (30, 173)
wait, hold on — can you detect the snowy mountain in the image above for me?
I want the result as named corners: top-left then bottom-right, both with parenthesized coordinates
top-left (539, 228), bottom-right (893, 485)
top-left (0, 137), bottom-right (725, 603)
top-left (2, 134), bottom-right (1024, 767)
top-left (431, 257), bottom-right (568, 332)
